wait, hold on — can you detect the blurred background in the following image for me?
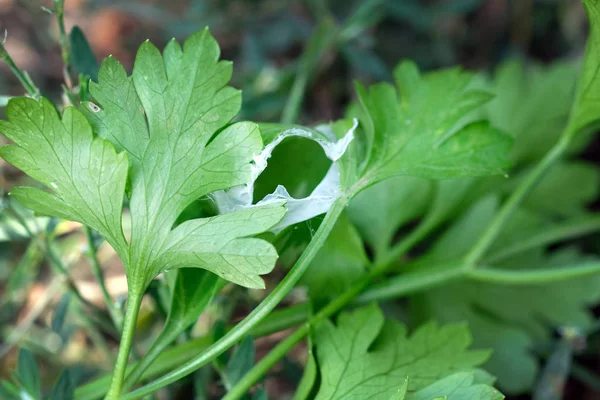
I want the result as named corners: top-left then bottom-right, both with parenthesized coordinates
top-left (0, 0), bottom-right (598, 399)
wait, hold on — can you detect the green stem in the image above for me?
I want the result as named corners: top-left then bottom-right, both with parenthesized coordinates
top-left (53, 0), bottom-right (73, 88)
top-left (485, 214), bottom-right (600, 263)
top-left (121, 328), bottom-right (176, 392)
top-left (281, 18), bottom-right (337, 124)
top-left (248, 302), bottom-right (310, 338)
top-left (106, 289), bottom-right (143, 400)
top-left (121, 197), bottom-right (347, 400)
top-left (357, 264), bottom-right (467, 304)
top-left (463, 135), bottom-right (570, 266)
top-left (0, 40), bottom-right (40, 97)
top-left (85, 226), bottom-right (124, 330)
top-left (466, 262), bottom-right (600, 285)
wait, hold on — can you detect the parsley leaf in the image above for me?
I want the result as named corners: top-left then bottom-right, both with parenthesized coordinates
top-left (314, 304), bottom-right (490, 399)
top-left (509, 161), bottom-right (600, 218)
top-left (1, 29), bottom-right (287, 291)
top-left (409, 372), bottom-right (504, 400)
top-left (0, 98), bottom-right (129, 259)
top-left (486, 61), bottom-right (577, 164)
top-left (352, 61), bottom-right (512, 192)
top-left (565, 0), bottom-right (600, 137)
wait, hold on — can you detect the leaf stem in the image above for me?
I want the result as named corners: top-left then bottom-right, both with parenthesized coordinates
top-left (84, 226), bottom-right (124, 330)
top-left (281, 18), bottom-right (337, 124)
top-left (53, 0), bottom-right (73, 89)
top-left (121, 196), bottom-right (348, 400)
top-left (463, 135), bottom-right (570, 266)
top-left (466, 262), bottom-right (600, 285)
top-left (0, 38), bottom-right (40, 98)
top-left (121, 326), bottom-right (176, 392)
top-left (105, 289), bottom-right (144, 400)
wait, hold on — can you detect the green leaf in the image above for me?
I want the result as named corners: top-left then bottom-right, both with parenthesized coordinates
top-left (412, 201), bottom-right (600, 393)
top-left (49, 370), bottom-right (75, 400)
top-left (486, 61), bottom-right (577, 165)
top-left (314, 304), bottom-right (490, 400)
top-left (389, 378), bottom-right (409, 400)
top-left (348, 176), bottom-right (431, 256)
top-left (565, 0), bottom-right (600, 137)
top-left (514, 162), bottom-right (600, 217)
top-left (301, 212), bottom-right (368, 300)
top-left (223, 336), bottom-right (256, 391)
top-left (69, 26), bottom-right (100, 82)
top-left (153, 204), bottom-right (285, 289)
top-left (410, 372), bottom-right (504, 400)
top-left (420, 196), bottom-right (499, 263)
top-left (352, 61), bottom-right (512, 193)
top-left (16, 348), bottom-right (40, 399)
top-left (0, 98), bottom-right (129, 259)
top-left (82, 30), bottom-right (286, 289)
top-left (1, 29), bottom-right (287, 292)
top-left (51, 293), bottom-right (71, 333)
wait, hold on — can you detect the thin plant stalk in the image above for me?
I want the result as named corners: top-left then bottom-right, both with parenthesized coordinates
top-left (53, 0), bottom-right (73, 89)
top-left (105, 289), bottom-right (144, 400)
top-left (0, 39), bottom-right (39, 98)
top-left (281, 18), bottom-right (337, 124)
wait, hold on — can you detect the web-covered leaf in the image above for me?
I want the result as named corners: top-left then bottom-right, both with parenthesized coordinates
top-left (352, 61), bottom-right (512, 192)
top-left (314, 304), bottom-right (490, 400)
